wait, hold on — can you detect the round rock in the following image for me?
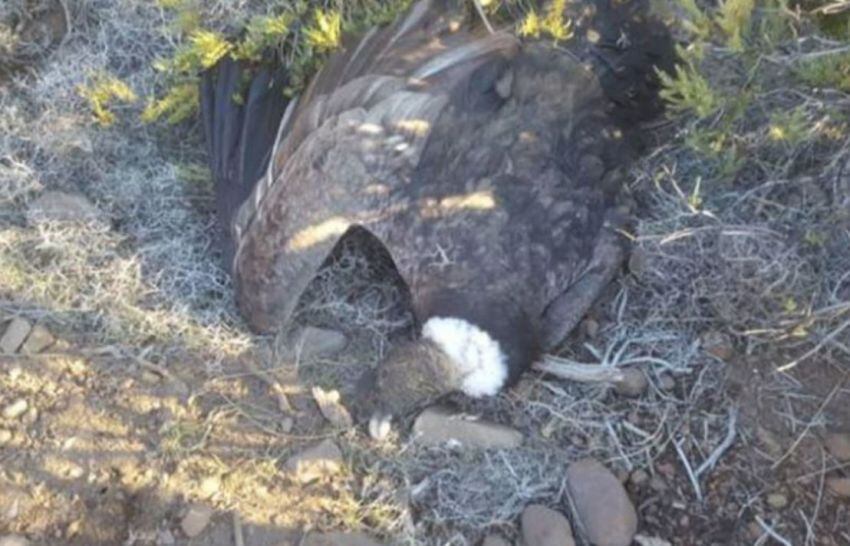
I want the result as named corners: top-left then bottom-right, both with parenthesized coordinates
top-left (521, 504), bottom-right (575, 546)
top-left (412, 406), bottom-right (522, 449)
top-left (827, 477), bottom-right (850, 498)
top-left (824, 432), bottom-right (850, 462)
top-left (566, 459), bottom-right (637, 546)
top-left (20, 324), bottom-right (55, 354)
top-left (302, 531), bottom-right (383, 546)
top-left (180, 504), bottom-right (213, 537)
top-left (613, 368), bottom-right (648, 397)
top-left (0, 318), bottom-right (32, 354)
top-left (284, 439), bottom-right (344, 483)
top-left (0, 536), bottom-right (30, 546)
top-left (2, 399), bottom-right (29, 420)
top-left (766, 493), bottom-right (788, 509)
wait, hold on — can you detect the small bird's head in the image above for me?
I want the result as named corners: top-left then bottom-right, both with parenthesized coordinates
top-left (355, 338), bottom-right (459, 439)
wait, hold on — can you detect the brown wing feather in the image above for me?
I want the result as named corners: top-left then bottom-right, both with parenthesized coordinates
top-left (233, 0), bottom-right (518, 332)
top-left (372, 44), bottom-right (631, 349)
top-left (235, 0), bottom-right (671, 346)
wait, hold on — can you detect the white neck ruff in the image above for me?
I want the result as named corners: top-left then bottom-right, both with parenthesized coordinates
top-left (421, 316), bottom-right (508, 397)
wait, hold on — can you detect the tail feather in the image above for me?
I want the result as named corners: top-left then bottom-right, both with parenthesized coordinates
top-left (200, 58), bottom-right (289, 269)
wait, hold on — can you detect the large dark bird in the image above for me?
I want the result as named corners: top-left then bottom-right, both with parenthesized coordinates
top-left (201, 0), bottom-right (674, 435)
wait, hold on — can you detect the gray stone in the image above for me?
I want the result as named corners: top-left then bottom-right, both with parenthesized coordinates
top-left (0, 536), bottom-right (30, 546)
top-left (412, 406), bottom-right (522, 449)
top-left (634, 536), bottom-right (672, 546)
top-left (27, 191), bottom-right (104, 226)
top-left (566, 459), bottom-right (637, 546)
top-left (482, 534), bottom-right (512, 546)
top-left (0, 318), bottom-right (31, 354)
top-left (629, 469), bottom-right (649, 487)
top-left (766, 493), bottom-right (788, 509)
top-left (285, 439), bottom-right (344, 483)
top-left (824, 432), bottom-right (850, 461)
top-left (302, 531), bottom-right (383, 546)
top-left (827, 477), bottom-right (850, 498)
top-left (521, 504), bottom-right (575, 546)
top-left (613, 368), bottom-right (648, 397)
top-left (180, 504), bottom-right (213, 538)
top-left (20, 324), bottom-right (54, 354)
top-left (292, 326), bottom-right (348, 359)
top-left (582, 318), bottom-right (600, 339)
top-left (2, 399), bottom-right (28, 420)
top-left (701, 330), bottom-right (733, 360)
top-left (658, 374), bottom-right (675, 391)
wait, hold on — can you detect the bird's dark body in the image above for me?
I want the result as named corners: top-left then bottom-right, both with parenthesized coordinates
top-left (201, 0), bottom-right (674, 418)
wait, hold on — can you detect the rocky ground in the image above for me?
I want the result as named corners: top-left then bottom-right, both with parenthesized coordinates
top-left (2, 1), bottom-right (850, 546)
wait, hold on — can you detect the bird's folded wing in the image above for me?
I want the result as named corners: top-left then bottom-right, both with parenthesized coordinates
top-left (232, 0), bottom-right (518, 333)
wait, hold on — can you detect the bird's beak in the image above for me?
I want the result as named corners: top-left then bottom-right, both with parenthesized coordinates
top-left (368, 411), bottom-right (393, 440)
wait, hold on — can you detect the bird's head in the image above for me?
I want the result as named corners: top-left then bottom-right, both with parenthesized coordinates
top-left (355, 337), bottom-right (460, 439)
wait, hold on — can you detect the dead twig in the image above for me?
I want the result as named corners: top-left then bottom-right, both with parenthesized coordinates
top-left (755, 516), bottom-right (793, 546)
top-left (534, 356), bottom-right (627, 383)
top-left (471, 0), bottom-right (495, 34)
top-left (772, 376), bottom-right (846, 469)
top-left (673, 438), bottom-right (703, 502)
top-left (695, 406), bottom-right (738, 477)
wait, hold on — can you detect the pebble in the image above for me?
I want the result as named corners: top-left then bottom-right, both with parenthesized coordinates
top-left (284, 439), bottom-right (344, 483)
top-left (656, 462), bottom-right (676, 478)
top-left (312, 386), bottom-right (353, 428)
top-left (180, 504), bottom-right (213, 538)
top-left (756, 426), bottom-right (783, 458)
top-left (412, 406), bottom-right (523, 449)
top-left (0, 536), bottom-right (30, 546)
top-left (156, 529), bottom-right (176, 545)
top-left (700, 330), bottom-right (733, 360)
top-left (521, 504), bottom-right (575, 546)
top-left (824, 432), bottom-right (850, 461)
top-left (302, 531), bottom-right (383, 546)
top-left (495, 69), bottom-right (513, 99)
top-left (482, 534), bottom-right (512, 546)
top-left (20, 324), bottom-right (54, 354)
top-left (2, 399), bottom-right (28, 420)
top-left (291, 326), bottom-right (348, 359)
top-left (634, 536), bottom-right (672, 546)
top-left (280, 416), bottom-right (294, 433)
top-left (65, 464), bottom-right (85, 479)
top-left (628, 249), bottom-right (648, 278)
top-left (629, 469), bottom-right (649, 487)
top-left (0, 319), bottom-right (32, 354)
top-left (658, 374), bottom-right (675, 391)
top-left (582, 318), bottom-right (600, 339)
top-left (199, 476), bottom-right (221, 499)
top-left (649, 476), bottom-right (668, 492)
top-left (566, 459), bottom-right (637, 546)
top-left (26, 191), bottom-right (105, 226)
top-left (827, 477), bottom-right (850, 498)
top-left (22, 407), bottom-right (38, 426)
top-left (613, 368), bottom-right (648, 397)
top-left (140, 370), bottom-right (161, 385)
top-left (0, 429), bottom-right (12, 445)
top-left (766, 493), bottom-right (788, 509)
